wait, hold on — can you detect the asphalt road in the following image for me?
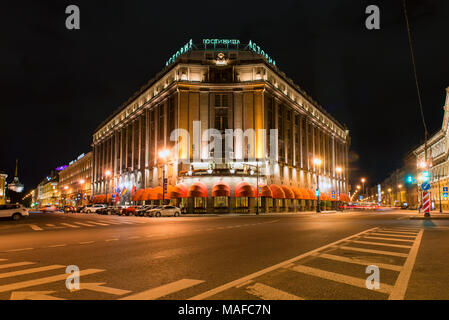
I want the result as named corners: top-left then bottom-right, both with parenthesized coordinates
top-left (0, 209), bottom-right (448, 300)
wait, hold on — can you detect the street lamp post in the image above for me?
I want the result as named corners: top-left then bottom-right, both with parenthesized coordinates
top-left (314, 158), bottom-right (322, 213)
top-left (79, 179), bottom-right (85, 206)
top-left (336, 167), bottom-right (342, 210)
top-left (105, 170), bottom-right (111, 206)
top-left (159, 149), bottom-right (170, 205)
top-left (361, 178), bottom-right (366, 199)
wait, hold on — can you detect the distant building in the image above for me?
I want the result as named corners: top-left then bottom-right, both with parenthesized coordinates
top-left (59, 152), bottom-right (93, 206)
top-left (7, 159), bottom-right (24, 193)
top-left (0, 171), bottom-right (7, 205)
top-left (37, 172), bottom-right (59, 207)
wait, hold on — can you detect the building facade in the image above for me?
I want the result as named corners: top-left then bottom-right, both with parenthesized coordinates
top-left (37, 172), bottom-right (59, 207)
top-left (0, 171), bottom-right (7, 205)
top-left (59, 152), bottom-right (93, 206)
top-left (92, 40), bottom-right (350, 213)
top-left (413, 87), bottom-right (449, 210)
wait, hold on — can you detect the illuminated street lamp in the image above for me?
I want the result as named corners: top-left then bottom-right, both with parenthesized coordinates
top-left (105, 170), bottom-right (111, 206)
top-left (313, 158), bottom-right (322, 213)
top-left (361, 178), bottom-right (366, 198)
top-left (159, 149), bottom-right (170, 204)
top-left (336, 166), bottom-right (342, 209)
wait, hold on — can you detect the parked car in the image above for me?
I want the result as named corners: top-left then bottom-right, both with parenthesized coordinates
top-left (147, 205), bottom-right (181, 217)
top-left (40, 205), bottom-right (58, 213)
top-left (76, 206), bottom-right (85, 213)
top-left (63, 205), bottom-right (76, 213)
top-left (0, 204), bottom-right (29, 220)
top-left (81, 204), bottom-right (106, 213)
top-left (142, 205), bottom-right (159, 216)
top-left (96, 206), bottom-right (109, 215)
top-left (121, 205), bottom-right (140, 216)
top-left (135, 205), bottom-right (153, 216)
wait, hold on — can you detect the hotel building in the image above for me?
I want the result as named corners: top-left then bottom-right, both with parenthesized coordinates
top-left (92, 39), bottom-right (350, 213)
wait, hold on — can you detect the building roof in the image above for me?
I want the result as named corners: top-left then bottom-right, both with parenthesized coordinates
top-left (94, 40), bottom-right (347, 134)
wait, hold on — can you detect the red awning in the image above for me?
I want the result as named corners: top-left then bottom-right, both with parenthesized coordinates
top-left (188, 182), bottom-right (208, 198)
top-left (141, 188), bottom-right (153, 201)
top-left (291, 187), bottom-right (302, 200)
top-left (269, 184), bottom-right (285, 199)
top-left (212, 181), bottom-right (231, 197)
top-left (257, 184), bottom-right (272, 198)
top-left (151, 186), bottom-right (164, 200)
top-left (281, 186), bottom-right (295, 199)
top-left (235, 181), bottom-right (255, 197)
top-left (307, 189), bottom-right (317, 200)
top-left (168, 183), bottom-right (189, 198)
top-left (132, 189), bottom-right (145, 201)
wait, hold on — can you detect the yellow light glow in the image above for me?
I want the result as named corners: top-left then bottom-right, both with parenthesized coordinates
top-left (336, 167), bottom-right (342, 173)
top-left (105, 170), bottom-right (111, 176)
top-left (159, 149), bottom-right (170, 159)
top-left (313, 158), bottom-right (322, 166)
top-left (79, 179), bottom-right (85, 184)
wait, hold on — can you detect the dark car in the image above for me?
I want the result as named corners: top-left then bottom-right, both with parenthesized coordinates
top-left (96, 207), bottom-right (109, 215)
top-left (63, 206), bottom-right (76, 213)
top-left (136, 205), bottom-right (153, 216)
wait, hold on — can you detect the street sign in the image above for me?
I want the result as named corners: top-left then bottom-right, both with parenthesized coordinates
top-left (422, 191), bottom-right (431, 214)
top-left (443, 192), bottom-right (448, 198)
top-left (315, 189), bottom-right (320, 197)
top-left (421, 182), bottom-right (431, 191)
top-left (443, 187), bottom-right (448, 192)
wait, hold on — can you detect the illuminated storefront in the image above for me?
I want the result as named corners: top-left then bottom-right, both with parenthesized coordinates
top-left (92, 40), bottom-right (350, 212)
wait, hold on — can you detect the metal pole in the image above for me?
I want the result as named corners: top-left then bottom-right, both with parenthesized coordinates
top-left (439, 175), bottom-right (442, 213)
top-left (316, 174), bottom-right (321, 213)
top-left (162, 165), bottom-right (165, 205)
top-left (256, 161), bottom-right (259, 215)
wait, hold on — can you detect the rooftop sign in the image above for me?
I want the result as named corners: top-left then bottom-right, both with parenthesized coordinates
top-left (202, 39), bottom-right (240, 49)
top-left (247, 40), bottom-right (276, 66)
top-left (165, 39), bottom-right (193, 66)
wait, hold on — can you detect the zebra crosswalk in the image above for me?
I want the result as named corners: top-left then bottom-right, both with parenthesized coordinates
top-left (189, 226), bottom-right (423, 300)
top-left (0, 258), bottom-right (204, 300)
top-left (27, 218), bottom-right (151, 231)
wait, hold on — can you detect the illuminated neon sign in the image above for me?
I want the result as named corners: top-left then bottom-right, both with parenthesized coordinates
top-left (202, 39), bottom-right (240, 49)
top-left (165, 39), bottom-right (193, 66)
top-left (247, 40), bottom-right (276, 66)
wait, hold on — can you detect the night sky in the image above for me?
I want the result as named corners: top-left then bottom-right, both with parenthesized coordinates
top-left (2, 0), bottom-right (449, 193)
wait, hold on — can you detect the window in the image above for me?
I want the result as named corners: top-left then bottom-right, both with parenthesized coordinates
top-left (214, 94), bottom-right (229, 132)
top-left (236, 197), bottom-right (249, 207)
top-left (194, 197), bottom-right (206, 208)
top-left (214, 196), bottom-right (228, 208)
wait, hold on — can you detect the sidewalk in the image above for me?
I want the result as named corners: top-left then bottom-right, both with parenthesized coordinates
top-left (181, 210), bottom-right (339, 217)
top-left (408, 210), bottom-right (449, 220)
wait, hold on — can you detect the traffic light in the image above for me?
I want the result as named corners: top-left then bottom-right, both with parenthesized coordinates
top-left (407, 175), bottom-right (413, 183)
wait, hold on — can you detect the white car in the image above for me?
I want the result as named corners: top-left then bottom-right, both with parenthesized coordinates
top-left (147, 205), bottom-right (181, 217)
top-left (81, 204), bottom-right (106, 213)
top-left (0, 204), bottom-right (29, 221)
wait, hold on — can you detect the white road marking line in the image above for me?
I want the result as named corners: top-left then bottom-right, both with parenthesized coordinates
top-left (76, 283), bottom-right (131, 295)
top-left (290, 264), bottom-right (393, 294)
top-left (0, 262), bottom-right (35, 270)
top-left (313, 253), bottom-right (403, 272)
top-left (246, 282), bottom-right (304, 300)
top-left (86, 221), bottom-right (109, 226)
top-left (364, 236), bottom-right (414, 243)
top-left (236, 280), bottom-right (254, 288)
top-left (9, 290), bottom-right (65, 300)
top-left (127, 236), bottom-right (141, 240)
top-left (121, 279), bottom-right (205, 300)
top-left (351, 240), bottom-right (412, 249)
top-left (0, 259), bottom-right (6, 262)
top-left (100, 220), bottom-right (121, 225)
top-left (117, 221), bottom-right (134, 224)
top-left (47, 244), bottom-right (66, 248)
top-left (74, 222), bottom-right (95, 227)
top-left (0, 265), bottom-right (65, 279)
top-left (189, 227), bottom-right (378, 300)
top-left (370, 232), bottom-right (416, 238)
top-left (389, 230), bottom-right (424, 300)
top-left (78, 241), bottom-right (95, 245)
top-left (60, 223), bottom-right (80, 228)
top-left (391, 227), bottom-right (421, 231)
top-left (5, 248), bottom-right (34, 253)
top-left (105, 238), bottom-right (119, 242)
top-left (28, 225), bottom-right (43, 231)
top-left (337, 245), bottom-right (408, 257)
top-left (0, 269), bottom-right (103, 293)
top-left (46, 224), bottom-right (55, 227)
top-left (378, 230), bottom-right (418, 235)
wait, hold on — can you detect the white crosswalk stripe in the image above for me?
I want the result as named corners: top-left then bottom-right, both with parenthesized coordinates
top-left (86, 221), bottom-right (110, 226)
top-left (190, 227), bottom-right (423, 300)
top-left (121, 279), bottom-right (204, 300)
top-left (73, 222), bottom-right (95, 227)
top-left (0, 262), bottom-right (36, 270)
top-left (60, 223), bottom-right (80, 228)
